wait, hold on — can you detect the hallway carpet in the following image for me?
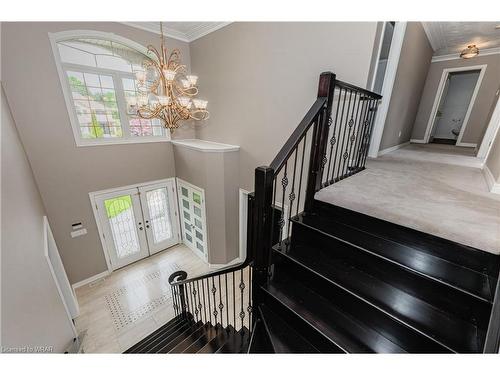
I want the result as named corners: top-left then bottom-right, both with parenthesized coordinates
top-left (315, 147), bottom-right (500, 254)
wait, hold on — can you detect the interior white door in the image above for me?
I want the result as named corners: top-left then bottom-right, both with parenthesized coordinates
top-left (139, 180), bottom-right (179, 255)
top-left (95, 188), bottom-right (149, 270)
top-left (177, 179), bottom-right (208, 261)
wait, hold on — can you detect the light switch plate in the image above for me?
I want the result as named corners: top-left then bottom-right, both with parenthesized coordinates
top-left (71, 228), bottom-right (87, 238)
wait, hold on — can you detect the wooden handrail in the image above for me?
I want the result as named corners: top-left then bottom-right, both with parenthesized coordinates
top-left (270, 97), bottom-right (326, 174)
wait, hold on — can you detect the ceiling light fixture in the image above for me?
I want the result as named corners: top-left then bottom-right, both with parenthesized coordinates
top-left (135, 22), bottom-right (209, 133)
top-left (460, 44), bottom-right (479, 59)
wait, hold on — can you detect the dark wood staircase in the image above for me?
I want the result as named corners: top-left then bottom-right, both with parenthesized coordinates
top-left (248, 199), bottom-right (499, 353)
top-left (124, 313), bottom-right (250, 354)
top-left (124, 72), bottom-right (500, 354)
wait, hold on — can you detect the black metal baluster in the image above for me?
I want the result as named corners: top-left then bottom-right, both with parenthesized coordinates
top-left (188, 283), bottom-right (194, 315)
top-left (225, 273), bottom-right (229, 328)
top-left (206, 278), bottom-right (212, 325)
top-left (326, 87), bottom-right (342, 185)
top-left (211, 277), bottom-right (218, 326)
top-left (361, 99), bottom-right (379, 167)
top-left (295, 132), bottom-right (307, 217)
top-left (232, 271), bottom-right (236, 329)
top-left (340, 91), bottom-right (359, 177)
top-left (197, 279), bottom-right (206, 324)
top-left (247, 266), bottom-right (252, 331)
top-left (192, 282), bottom-right (199, 321)
top-left (339, 90), bottom-right (356, 180)
top-left (239, 268), bottom-right (246, 331)
top-left (358, 98), bottom-right (375, 168)
top-left (352, 95), bottom-right (369, 171)
top-left (279, 161), bottom-right (288, 245)
top-left (218, 275), bottom-right (224, 327)
top-left (346, 94), bottom-right (361, 176)
top-left (287, 149), bottom-right (298, 238)
top-left (269, 176), bottom-right (277, 248)
top-left (332, 88), bottom-right (347, 181)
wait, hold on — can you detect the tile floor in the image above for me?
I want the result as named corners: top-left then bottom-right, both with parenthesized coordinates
top-left (74, 244), bottom-right (211, 353)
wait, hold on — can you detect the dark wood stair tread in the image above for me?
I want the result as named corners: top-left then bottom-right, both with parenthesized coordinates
top-left (197, 325), bottom-right (230, 353)
top-left (312, 200), bottom-right (500, 278)
top-left (262, 276), bottom-right (412, 353)
top-left (293, 213), bottom-right (495, 302)
top-left (258, 304), bottom-right (319, 353)
top-left (216, 327), bottom-right (250, 353)
top-left (274, 243), bottom-right (486, 353)
top-left (124, 316), bottom-right (188, 353)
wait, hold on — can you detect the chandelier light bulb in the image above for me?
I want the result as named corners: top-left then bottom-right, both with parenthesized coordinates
top-left (163, 68), bottom-right (176, 81)
top-left (135, 68), bottom-right (146, 82)
top-left (181, 79), bottom-right (191, 89)
top-left (193, 99), bottom-right (208, 110)
top-left (187, 75), bottom-right (198, 86)
top-left (138, 95), bottom-right (148, 106)
top-left (178, 96), bottom-right (191, 108)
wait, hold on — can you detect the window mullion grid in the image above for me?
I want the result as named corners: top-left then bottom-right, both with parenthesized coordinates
top-left (113, 72), bottom-right (132, 138)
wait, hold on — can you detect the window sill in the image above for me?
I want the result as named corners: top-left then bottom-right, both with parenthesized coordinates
top-left (75, 136), bottom-right (171, 147)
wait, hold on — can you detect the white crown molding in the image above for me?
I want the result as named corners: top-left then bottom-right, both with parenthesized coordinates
top-left (122, 22), bottom-right (231, 43)
top-left (432, 46), bottom-right (500, 63)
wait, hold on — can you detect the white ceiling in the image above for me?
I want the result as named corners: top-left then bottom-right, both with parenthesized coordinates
top-left (123, 22), bottom-right (231, 42)
top-left (422, 22), bottom-right (500, 56)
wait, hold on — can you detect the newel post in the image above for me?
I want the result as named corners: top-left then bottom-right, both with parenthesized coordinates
top-left (251, 166), bottom-right (275, 302)
top-left (304, 72), bottom-right (336, 212)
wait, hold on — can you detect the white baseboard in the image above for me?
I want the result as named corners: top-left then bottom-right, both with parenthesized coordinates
top-left (378, 141), bottom-right (410, 156)
top-left (209, 256), bottom-right (244, 269)
top-left (410, 139), bottom-right (426, 144)
top-left (482, 165), bottom-right (500, 194)
top-left (456, 142), bottom-right (477, 148)
top-left (72, 270), bottom-right (110, 290)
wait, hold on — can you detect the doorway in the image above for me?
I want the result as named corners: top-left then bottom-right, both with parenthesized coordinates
top-left (429, 70), bottom-right (481, 146)
top-left (91, 179), bottom-right (180, 270)
top-left (423, 65), bottom-right (487, 149)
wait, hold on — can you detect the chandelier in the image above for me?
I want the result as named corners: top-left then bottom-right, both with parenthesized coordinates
top-left (460, 44), bottom-right (479, 59)
top-left (134, 22), bottom-right (209, 133)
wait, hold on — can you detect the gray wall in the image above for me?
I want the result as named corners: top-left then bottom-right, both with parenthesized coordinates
top-left (1, 22), bottom-right (192, 284)
top-left (412, 54), bottom-right (500, 144)
top-left (173, 146), bottom-right (240, 264)
top-left (190, 22), bottom-right (379, 190)
top-left (379, 22), bottom-right (433, 151)
top-left (1, 86), bottom-right (76, 352)
top-left (486, 120), bottom-right (500, 184)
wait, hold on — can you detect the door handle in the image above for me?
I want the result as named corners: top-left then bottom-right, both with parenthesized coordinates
top-left (146, 225), bottom-right (150, 229)
top-left (139, 226), bottom-right (143, 230)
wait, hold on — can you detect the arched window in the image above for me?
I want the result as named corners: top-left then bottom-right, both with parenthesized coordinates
top-left (50, 30), bottom-right (168, 146)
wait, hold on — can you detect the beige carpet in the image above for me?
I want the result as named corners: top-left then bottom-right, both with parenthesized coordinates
top-left (315, 146), bottom-right (500, 254)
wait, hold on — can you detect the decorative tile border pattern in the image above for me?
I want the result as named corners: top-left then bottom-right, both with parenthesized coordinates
top-left (104, 263), bottom-right (180, 330)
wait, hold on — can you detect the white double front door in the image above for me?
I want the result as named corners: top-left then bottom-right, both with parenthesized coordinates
top-left (94, 179), bottom-right (180, 270)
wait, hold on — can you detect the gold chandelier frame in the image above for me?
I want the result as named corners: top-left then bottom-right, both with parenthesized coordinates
top-left (136, 23), bottom-right (209, 132)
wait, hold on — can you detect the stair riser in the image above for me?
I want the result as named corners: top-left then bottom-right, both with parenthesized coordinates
top-left (312, 201), bottom-right (500, 278)
top-left (290, 222), bottom-right (492, 329)
top-left (272, 253), bottom-right (453, 353)
top-left (260, 288), bottom-right (346, 353)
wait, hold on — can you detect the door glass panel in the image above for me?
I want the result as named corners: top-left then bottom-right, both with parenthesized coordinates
top-left (183, 211), bottom-right (190, 221)
top-left (181, 187), bottom-right (188, 197)
top-left (185, 233), bottom-right (193, 243)
top-left (195, 230), bottom-right (203, 241)
top-left (182, 199), bottom-right (190, 210)
top-left (194, 218), bottom-right (202, 229)
top-left (184, 222), bottom-right (192, 233)
top-left (196, 242), bottom-right (204, 252)
top-left (194, 206), bottom-right (202, 218)
top-left (145, 188), bottom-right (172, 244)
top-left (193, 192), bottom-right (202, 204)
top-left (104, 195), bottom-right (140, 259)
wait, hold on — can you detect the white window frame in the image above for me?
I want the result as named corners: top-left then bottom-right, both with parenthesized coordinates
top-left (49, 30), bottom-right (171, 147)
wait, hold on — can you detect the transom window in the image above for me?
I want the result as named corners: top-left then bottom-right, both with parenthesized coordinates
top-left (51, 32), bottom-right (169, 146)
